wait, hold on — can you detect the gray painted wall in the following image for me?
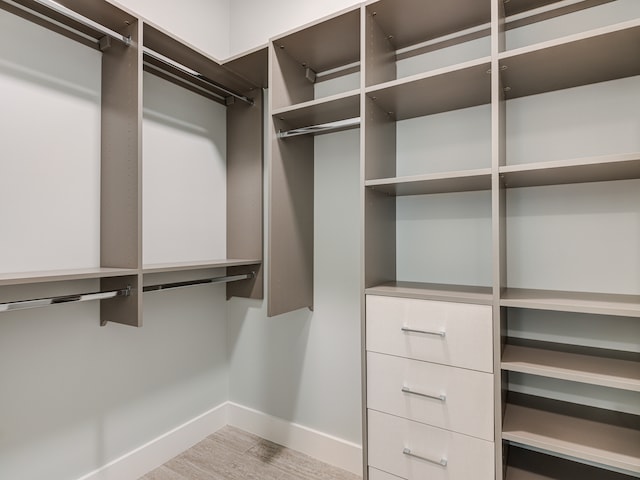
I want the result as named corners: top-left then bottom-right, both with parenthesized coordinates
top-left (227, 124), bottom-right (363, 443)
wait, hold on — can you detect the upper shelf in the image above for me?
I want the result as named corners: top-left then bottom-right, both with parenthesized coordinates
top-left (366, 168), bottom-right (492, 196)
top-left (365, 0), bottom-right (491, 51)
top-left (271, 6), bottom-right (360, 74)
top-left (0, 267), bottom-right (138, 286)
top-left (500, 153), bottom-right (640, 188)
top-left (272, 90), bottom-right (360, 130)
top-left (1, 0), bottom-right (138, 49)
top-left (501, 288), bottom-right (640, 318)
top-left (502, 344), bottom-right (640, 392)
top-left (143, 22), bottom-right (258, 98)
top-left (366, 281), bottom-right (493, 305)
top-left (366, 57), bottom-right (491, 120)
top-left (499, 19), bottom-right (640, 99)
top-left (223, 45), bottom-right (269, 89)
top-left (142, 259), bottom-right (261, 274)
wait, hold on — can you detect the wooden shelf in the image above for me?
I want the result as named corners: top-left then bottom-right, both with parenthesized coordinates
top-left (502, 344), bottom-right (640, 392)
top-left (366, 57), bottom-right (491, 120)
top-left (505, 445), bottom-right (636, 480)
top-left (272, 90), bottom-right (360, 130)
top-left (366, 0), bottom-right (491, 51)
top-left (223, 44), bottom-right (269, 89)
top-left (4, 0), bottom-right (139, 48)
top-left (142, 259), bottom-right (261, 274)
top-left (499, 20), bottom-right (640, 99)
top-left (143, 22), bottom-right (256, 95)
top-left (366, 281), bottom-right (493, 305)
top-left (503, 402), bottom-right (640, 475)
top-left (366, 168), bottom-right (492, 196)
top-left (272, 6), bottom-right (360, 73)
top-left (500, 153), bottom-right (640, 188)
top-left (501, 288), bottom-right (640, 318)
top-left (0, 267), bottom-right (138, 287)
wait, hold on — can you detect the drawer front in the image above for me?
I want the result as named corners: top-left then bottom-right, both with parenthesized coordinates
top-left (366, 295), bottom-right (492, 372)
top-left (368, 409), bottom-right (494, 480)
top-left (369, 467), bottom-right (404, 480)
top-left (367, 351), bottom-right (494, 441)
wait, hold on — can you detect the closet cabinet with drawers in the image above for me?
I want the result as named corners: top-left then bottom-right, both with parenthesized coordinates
top-left (268, 0), bottom-right (640, 479)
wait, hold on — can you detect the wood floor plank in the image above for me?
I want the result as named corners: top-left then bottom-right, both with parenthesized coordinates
top-left (247, 439), bottom-right (361, 480)
top-left (140, 466), bottom-right (189, 480)
top-left (140, 425), bottom-right (361, 480)
top-left (207, 425), bottom-right (262, 454)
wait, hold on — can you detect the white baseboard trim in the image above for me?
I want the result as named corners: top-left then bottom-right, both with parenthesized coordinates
top-left (227, 402), bottom-right (363, 475)
top-left (76, 401), bottom-right (363, 479)
top-left (76, 402), bottom-right (228, 480)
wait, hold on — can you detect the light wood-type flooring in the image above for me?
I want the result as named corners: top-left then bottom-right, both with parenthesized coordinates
top-left (140, 425), bottom-right (362, 480)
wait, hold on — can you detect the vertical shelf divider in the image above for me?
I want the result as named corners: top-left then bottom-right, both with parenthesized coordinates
top-left (492, 0), bottom-right (508, 476)
top-left (100, 18), bottom-right (143, 326)
top-left (227, 88), bottom-right (265, 300)
top-left (364, 4), bottom-right (396, 87)
top-left (363, 97), bottom-right (396, 289)
top-left (268, 42), bottom-right (314, 316)
top-left (359, 8), bottom-right (368, 478)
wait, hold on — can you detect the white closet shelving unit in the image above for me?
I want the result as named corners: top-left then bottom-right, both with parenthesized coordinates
top-left (0, 0), bottom-right (266, 326)
top-left (267, 0), bottom-right (640, 479)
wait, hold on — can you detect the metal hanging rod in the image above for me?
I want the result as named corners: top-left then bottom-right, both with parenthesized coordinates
top-left (1, 0), bottom-right (132, 47)
top-left (143, 47), bottom-right (255, 106)
top-left (314, 61), bottom-right (361, 81)
top-left (143, 60), bottom-right (226, 103)
top-left (277, 117), bottom-right (360, 139)
top-left (0, 286), bottom-right (131, 313)
top-left (143, 272), bottom-right (254, 293)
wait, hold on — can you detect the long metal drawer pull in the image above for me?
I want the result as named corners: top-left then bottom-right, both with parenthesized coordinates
top-left (401, 386), bottom-right (446, 402)
top-left (403, 448), bottom-right (447, 467)
top-left (401, 326), bottom-right (446, 337)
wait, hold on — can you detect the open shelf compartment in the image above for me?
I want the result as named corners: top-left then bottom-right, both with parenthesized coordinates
top-left (503, 395), bottom-right (640, 476)
top-left (499, 19), bottom-right (640, 99)
top-left (502, 343), bottom-right (640, 392)
top-left (366, 57), bottom-right (492, 120)
top-left (505, 444), bottom-right (638, 480)
top-left (272, 89), bottom-right (360, 136)
top-left (364, 0), bottom-right (491, 86)
top-left (270, 5), bottom-right (361, 111)
top-left (501, 288), bottom-right (640, 318)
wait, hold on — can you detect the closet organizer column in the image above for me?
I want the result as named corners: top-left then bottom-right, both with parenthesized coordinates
top-left (46, 0), bottom-right (144, 327)
top-left (100, 16), bottom-right (143, 327)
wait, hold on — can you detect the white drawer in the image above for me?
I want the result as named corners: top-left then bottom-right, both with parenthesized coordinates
top-left (366, 295), bottom-right (492, 372)
top-left (367, 351), bottom-right (494, 441)
top-left (368, 409), bottom-right (494, 480)
top-left (369, 467), bottom-right (404, 480)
